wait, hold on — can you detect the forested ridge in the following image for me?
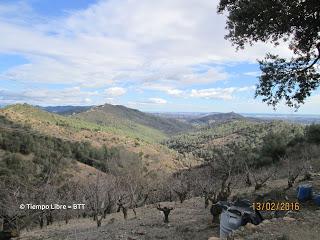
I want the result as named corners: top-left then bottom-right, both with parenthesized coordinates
top-left (165, 120), bottom-right (306, 166)
top-left (0, 115), bottom-right (136, 174)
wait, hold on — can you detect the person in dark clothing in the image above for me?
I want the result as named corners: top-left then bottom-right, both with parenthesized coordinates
top-left (157, 204), bottom-right (174, 223)
top-left (210, 203), bottom-right (222, 223)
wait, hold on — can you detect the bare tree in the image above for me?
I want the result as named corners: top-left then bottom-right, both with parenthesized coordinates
top-left (116, 186), bottom-right (152, 220)
top-left (116, 194), bottom-right (129, 220)
top-left (171, 171), bottom-right (192, 204)
top-left (0, 181), bottom-right (25, 238)
top-left (243, 160), bottom-right (276, 191)
top-left (252, 168), bottom-right (275, 191)
top-left (287, 168), bottom-right (303, 189)
top-left (202, 188), bottom-right (216, 209)
top-left (284, 145), bottom-right (314, 189)
top-left (83, 173), bottom-right (118, 227)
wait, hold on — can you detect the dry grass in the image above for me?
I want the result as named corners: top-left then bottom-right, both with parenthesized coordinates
top-left (20, 197), bottom-right (218, 240)
top-left (19, 175), bottom-right (320, 240)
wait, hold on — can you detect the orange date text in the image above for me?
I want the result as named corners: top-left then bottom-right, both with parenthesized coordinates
top-left (252, 202), bottom-right (300, 211)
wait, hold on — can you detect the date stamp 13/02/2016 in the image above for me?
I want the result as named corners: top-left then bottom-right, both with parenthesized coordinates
top-left (252, 202), bottom-right (300, 211)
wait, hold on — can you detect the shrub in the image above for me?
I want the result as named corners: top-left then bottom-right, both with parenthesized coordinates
top-left (305, 124), bottom-right (320, 144)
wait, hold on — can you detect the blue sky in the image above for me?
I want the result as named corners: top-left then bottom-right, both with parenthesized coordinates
top-left (0, 0), bottom-right (319, 113)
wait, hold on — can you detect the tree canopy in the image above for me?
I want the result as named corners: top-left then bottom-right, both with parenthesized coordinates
top-left (218, 0), bottom-right (320, 109)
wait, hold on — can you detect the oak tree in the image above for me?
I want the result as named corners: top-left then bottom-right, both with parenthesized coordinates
top-left (218, 0), bottom-right (320, 108)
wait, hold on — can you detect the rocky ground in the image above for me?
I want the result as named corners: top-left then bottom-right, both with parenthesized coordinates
top-left (18, 175), bottom-right (320, 240)
top-left (232, 206), bottom-right (320, 240)
top-left (231, 173), bottom-right (320, 240)
top-left (19, 198), bottom-right (218, 240)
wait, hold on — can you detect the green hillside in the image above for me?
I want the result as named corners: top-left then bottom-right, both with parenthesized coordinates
top-left (74, 104), bottom-right (193, 136)
top-left (188, 112), bottom-right (245, 125)
top-left (2, 104), bottom-right (320, 240)
top-left (2, 104), bottom-right (166, 142)
top-left (165, 119), bottom-right (305, 166)
top-left (0, 104), bottom-right (192, 172)
top-left (41, 105), bottom-right (92, 115)
top-left (0, 114), bottom-right (131, 176)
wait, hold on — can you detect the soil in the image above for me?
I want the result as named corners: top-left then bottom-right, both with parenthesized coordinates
top-left (18, 175), bottom-right (320, 240)
top-left (19, 198), bottom-right (218, 240)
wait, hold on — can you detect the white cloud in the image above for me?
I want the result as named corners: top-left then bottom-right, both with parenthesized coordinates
top-left (189, 86), bottom-right (255, 100)
top-left (104, 87), bottom-right (126, 97)
top-left (0, 0), bottom-right (291, 89)
top-left (244, 71), bottom-right (260, 77)
top-left (180, 68), bottom-right (229, 84)
top-left (3, 0), bottom-right (311, 112)
top-left (128, 97), bottom-right (168, 107)
top-left (84, 98), bottom-right (92, 103)
top-left (237, 86), bottom-right (256, 92)
top-left (141, 82), bottom-right (255, 100)
top-left (141, 83), bottom-right (186, 97)
top-left (0, 87), bottom-right (98, 106)
top-left (148, 98), bottom-right (167, 104)
top-left (167, 89), bottom-right (184, 97)
top-left (190, 88), bottom-right (236, 100)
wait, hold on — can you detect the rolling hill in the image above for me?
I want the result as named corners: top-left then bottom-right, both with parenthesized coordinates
top-left (0, 104), bottom-right (197, 173)
top-left (151, 111), bottom-right (263, 126)
top-left (2, 104), bottom-right (320, 240)
top-left (188, 112), bottom-right (244, 125)
top-left (165, 119), bottom-right (304, 163)
top-left (74, 103), bottom-right (193, 136)
top-left (2, 104), bottom-right (167, 143)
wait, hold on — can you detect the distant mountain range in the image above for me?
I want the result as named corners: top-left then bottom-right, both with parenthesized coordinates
top-left (11, 104), bottom-right (320, 125)
top-left (242, 113), bottom-right (320, 124)
top-left (40, 105), bottom-right (250, 129)
top-left (152, 111), bottom-right (320, 125)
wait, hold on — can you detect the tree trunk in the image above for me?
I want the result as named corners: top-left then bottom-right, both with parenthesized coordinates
top-left (122, 207), bottom-right (128, 220)
top-left (39, 216), bottom-right (44, 229)
top-left (96, 216), bottom-right (102, 228)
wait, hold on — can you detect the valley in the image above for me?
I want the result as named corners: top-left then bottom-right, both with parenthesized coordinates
top-left (1, 0), bottom-right (320, 239)
top-left (1, 103), bottom-right (320, 240)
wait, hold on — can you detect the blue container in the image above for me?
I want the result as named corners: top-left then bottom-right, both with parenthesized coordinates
top-left (314, 194), bottom-right (320, 206)
top-left (297, 184), bottom-right (313, 202)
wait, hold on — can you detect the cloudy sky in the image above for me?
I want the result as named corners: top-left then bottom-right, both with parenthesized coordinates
top-left (0, 0), bottom-right (319, 113)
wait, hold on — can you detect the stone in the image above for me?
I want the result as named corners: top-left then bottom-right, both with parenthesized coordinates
top-left (132, 229), bottom-right (146, 235)
top-left (127, 237), bottom-right (137, 240)
top-left (208, 237), bottom-right (220, 240)
top-left (245, 223), bottom-right (257, 231)
top-left (283, 217), bottom-right (296, 222)
top-left (270, 218), bottom-right (280, 222)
